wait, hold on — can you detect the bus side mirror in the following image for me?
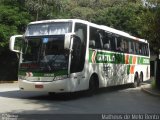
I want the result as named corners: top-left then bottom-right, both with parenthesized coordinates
top-left (9, 35), bottom-right (23, 53)
top-left (64, 33), bottom-right (75, 50)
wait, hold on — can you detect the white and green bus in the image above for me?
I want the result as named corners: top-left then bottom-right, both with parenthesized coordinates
top-left (10, 19), bottom-right (150, 93)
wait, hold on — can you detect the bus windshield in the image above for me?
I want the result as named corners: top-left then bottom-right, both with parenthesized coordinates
top-left (25, 22), bottom-right (72, 36)
top-left (20, 36), bottom-right (69, 72)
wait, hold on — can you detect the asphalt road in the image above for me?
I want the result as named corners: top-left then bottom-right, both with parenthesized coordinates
top-left (0, 83), bottom-right (160, 120)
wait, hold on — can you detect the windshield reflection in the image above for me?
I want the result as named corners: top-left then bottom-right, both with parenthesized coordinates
top-left (20, 36), bottom-right (69, 72)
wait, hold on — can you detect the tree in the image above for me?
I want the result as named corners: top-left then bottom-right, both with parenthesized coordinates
top-left (25, 0), bottom-right (65, 20)
top-left (0, 0), bottom-right (31, 80)
top-left (0, 0), bottom-right (160, 80)
top-left (92, 3), bottom-right (147, 37)
top-left (0, 3), bottom-right (31, 53)
top-left (141, 0), bottom-right (160, 55)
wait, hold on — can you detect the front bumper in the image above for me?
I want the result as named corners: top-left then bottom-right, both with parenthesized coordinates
top-left (18, 78), bottom-right (72, 93)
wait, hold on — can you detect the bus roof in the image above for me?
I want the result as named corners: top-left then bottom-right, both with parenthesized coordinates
top-left (28, 19), bottom-right (148, 43)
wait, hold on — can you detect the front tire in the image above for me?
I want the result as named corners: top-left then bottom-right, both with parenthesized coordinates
top-left (88, 75), bottom-right (99, 95)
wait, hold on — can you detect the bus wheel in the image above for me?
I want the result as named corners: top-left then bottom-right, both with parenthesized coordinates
top-left (138, 73), bottom-right (143, 87)
top-left (88, 75), bottom-right (99, 95)
top-left (132, 73), bottom-right (139, 88)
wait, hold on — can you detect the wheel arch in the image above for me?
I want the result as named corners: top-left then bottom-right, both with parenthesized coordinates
top-left (89, 73), bottom-right (99, 88)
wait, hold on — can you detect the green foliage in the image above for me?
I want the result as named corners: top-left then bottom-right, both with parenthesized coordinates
top-left (70, 7), bottom-right (95, 21)
top-left (92, 3), bottom-right (147, 37)
top-left (140, 1), bottom-right (160, 54)
top-left (25, 0), bottom-right (66, 20)
top-left (0, 2), bottom-right (31, 53)
top-left (0, 0), bottom-right (159, 54)
top-left (0, 0), bottom-right (160, 80)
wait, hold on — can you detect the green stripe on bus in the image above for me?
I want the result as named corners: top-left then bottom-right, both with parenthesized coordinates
top-left (89, 49), bottom-right (149, 65)
top-left (137, 57), bottom-right (150, 65)
top-left (18, 70), bottom-right (68, 77)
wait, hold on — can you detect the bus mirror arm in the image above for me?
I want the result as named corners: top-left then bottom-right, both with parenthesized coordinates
top-left (69, 48), bottom-right (73, 54)
top-left (64, 33), bottom-right (75, 50)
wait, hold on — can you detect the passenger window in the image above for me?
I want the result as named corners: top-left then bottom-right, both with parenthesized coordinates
top-left (139, 43), bottom-right (143, 55)
top-left (129, 41), bottom-right (135, 54)
top-left (116, 37), bottom-right (122, 52)
top-left (103, 32), bottom-right (116, 51)
top-left (123, 39), bottom-right (129, 53)
top-left (141, 43), bottom-right (146, 56)
top-left (89, 27), bottom-right (103, 49)
top-left (143, 45), bottom-right (146, 56)
top-left (103, 32), bottom-right (111, 50)
top-left (135, 42), bottom-right (140, 54)
top-left (133, 42), bottom-right (136, 54)
top-left (145, 44), bottom-right (149, 56)
top-left (110, 36), bottom-right (116, 51)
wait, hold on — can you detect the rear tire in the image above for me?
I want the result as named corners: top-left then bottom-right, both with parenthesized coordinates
top-left (138, 73), bottom-right (143, 87)
top-left (132, 73), bottom-right (139, 88)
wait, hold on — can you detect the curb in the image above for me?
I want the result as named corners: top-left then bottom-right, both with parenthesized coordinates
top-left (141, 87), bottom-right (160, 97)
top-left (0, 81), bottom-right (18, 84)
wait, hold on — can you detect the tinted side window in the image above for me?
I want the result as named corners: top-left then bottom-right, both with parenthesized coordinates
top-left (103, 32), bottom-right (115, 51)
top-left (89, 27), bottom-right (103, 49)
top-left (115, 36), bottom-right (122, 52)
top-left (110, 35), bottom-right (116, 51)
top-left (135, 42), bottom-right (140, 54)
top-left (132, 41), bottom-right (149, 56)
top-left (115, 36), bottom-right (127, 53)
top-left (122, 38), bottom-right (129, 53)
top-left (129, 40), bottom-right (135, 54)
top-left (145, 44), bottom-right (149, 56)
top-left (142, 44), bottom-right (147, 56)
